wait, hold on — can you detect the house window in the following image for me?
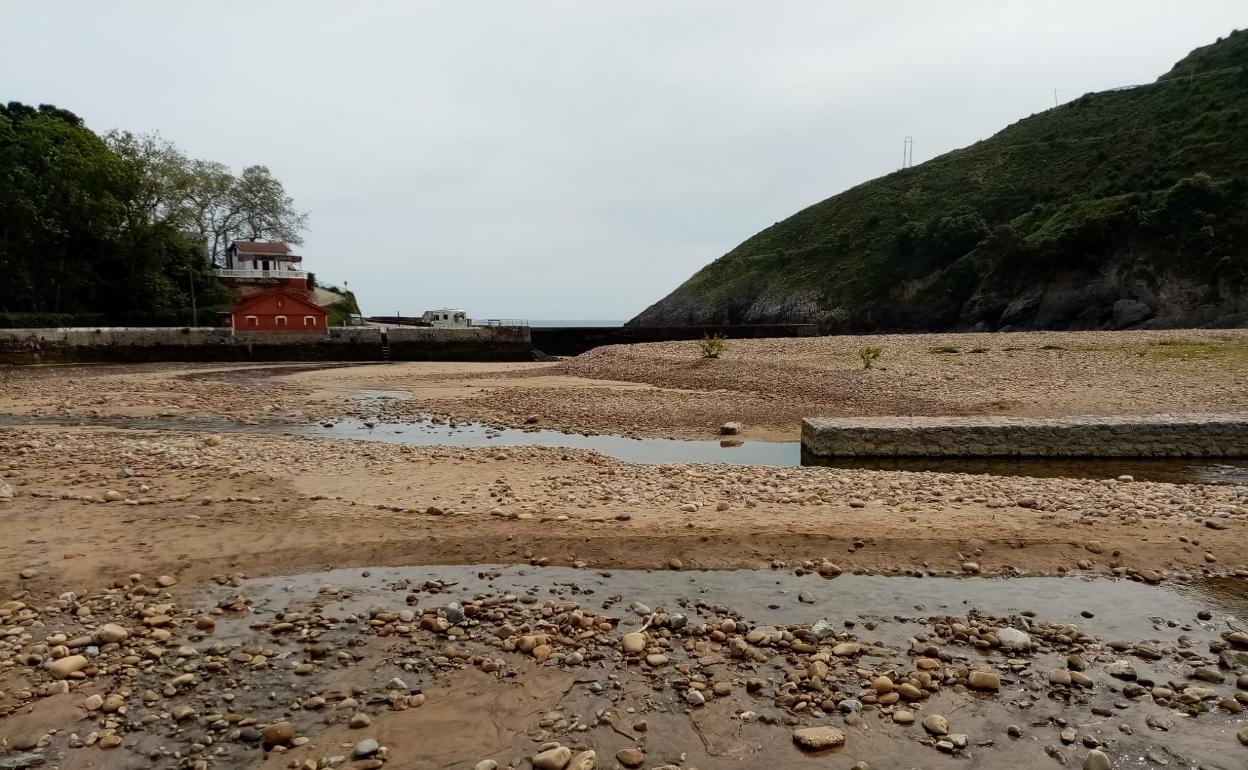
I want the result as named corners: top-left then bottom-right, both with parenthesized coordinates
top-left (304, 315), bottom-right (317, 327)
top-left (275, 315), bottom-right (288, 327)
top-left (245, 315), bottom-right (259, 327)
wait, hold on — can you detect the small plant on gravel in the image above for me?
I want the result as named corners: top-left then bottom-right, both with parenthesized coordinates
top-left (858, 346), bottom-right (883, 369)
top-left (699, 334), bottom-right (728, 359)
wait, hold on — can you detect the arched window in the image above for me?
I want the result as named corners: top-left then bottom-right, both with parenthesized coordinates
top-left (245, 315), bottom-right (259, 327)
top-left (275, 315), bottom-right (288, 327)
top-left (304, 315), bottom-right (317, 327)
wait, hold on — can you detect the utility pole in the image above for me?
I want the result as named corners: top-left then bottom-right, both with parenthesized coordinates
top-left (188, 265), bottom-right (198, 327)
top-left (901, 136), bottom-right (914, 169)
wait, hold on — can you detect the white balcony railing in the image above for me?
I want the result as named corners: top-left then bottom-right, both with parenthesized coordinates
top-left (216, 269), bottom-right (307, 280)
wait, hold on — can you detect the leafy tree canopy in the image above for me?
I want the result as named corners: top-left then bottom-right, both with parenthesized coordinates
top-left (0, 102), bottom-right (308, 324)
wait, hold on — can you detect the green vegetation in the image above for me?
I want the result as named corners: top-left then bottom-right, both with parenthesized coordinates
top-left (1143, 338), bottom-right (1248, 363)
top-left (324, 292), bottom-right (363, 327)
top-left (858, 346), bottom-right (883, 369)
top-left (0, 102), bottom-right (306, 325)
top-left (698, 334), bottom-right (728, 359)
top-left (632, 31), bottom-right (1248, 331)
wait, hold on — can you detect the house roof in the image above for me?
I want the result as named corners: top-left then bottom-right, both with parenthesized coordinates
top-left (229, 288), bottom-right (327, 316)
top-left (229, 241), bottom-right (295, 257)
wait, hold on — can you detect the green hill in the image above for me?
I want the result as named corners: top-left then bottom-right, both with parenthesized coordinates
top-left (630, 31), bottom-right (1248, 331)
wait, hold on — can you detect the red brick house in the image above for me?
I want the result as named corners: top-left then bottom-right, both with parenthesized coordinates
top-left (229, 288), bottom-right (327, 332)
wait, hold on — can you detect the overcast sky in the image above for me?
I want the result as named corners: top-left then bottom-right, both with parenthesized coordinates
top-left (2, 2), bottom-right (1243, 320)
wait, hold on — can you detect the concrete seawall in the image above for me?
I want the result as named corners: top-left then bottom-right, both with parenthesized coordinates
top-left (0, 326), bottom-right (535, 365)
top-left (801, 414), bottom-right (1248, 458)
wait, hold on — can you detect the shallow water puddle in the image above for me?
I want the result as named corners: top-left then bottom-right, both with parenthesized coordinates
top-left (196, 565), bottom-right (1248, 770)
top-left (221, 565), bottom-right (1247, 645)
top-left (4, 408), bottom-right (1248, 483)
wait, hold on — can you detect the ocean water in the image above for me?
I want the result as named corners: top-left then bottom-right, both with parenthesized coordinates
top-left (528, 320), bottom-right (625, 327)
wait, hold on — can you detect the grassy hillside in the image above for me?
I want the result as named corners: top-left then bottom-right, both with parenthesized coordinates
top-left (630, 31), bottom-right (1248, 331)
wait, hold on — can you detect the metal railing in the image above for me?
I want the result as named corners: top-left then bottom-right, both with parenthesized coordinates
top-left (216, 269), bottom-right (308, 280)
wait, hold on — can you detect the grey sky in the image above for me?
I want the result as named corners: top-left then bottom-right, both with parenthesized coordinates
top-left (2, 2), bottom-right (1243, 319)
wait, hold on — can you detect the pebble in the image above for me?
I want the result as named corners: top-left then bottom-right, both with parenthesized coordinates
top-left (262, 721), bottom-right (295, 747)
top-left (792, 726), bottom-right (846, 750)
top-left (996, 627), bottom-right (1031, 650)
top-left (47, 655), bottom-right (88, 679)
top-left (566, 750), bottom-right (597, 770)
top-left (353, 739), bottom-right (380, 759)
top-left (615, 748), bottom-right (646, 767)
top-left (349, 713), bottom-right (372, 728)
top-left (968, 670), bottom-right (1001, 691)
top-left (621, 632), bottom-right (646, 653)
top-left (1084, 749), bottom-right (1112, 770)
top-left (923, 715), bottom-right (949, 736)
top-left (94, 623), bottom-right (129, 643)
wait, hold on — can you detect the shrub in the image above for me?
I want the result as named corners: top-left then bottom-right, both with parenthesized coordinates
top-left (858, 346), bottom-right (883, 369)
top-left (698, 334), bottom-right (728, 359)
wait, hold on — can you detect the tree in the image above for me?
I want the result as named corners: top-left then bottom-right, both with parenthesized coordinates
top-left (229, 165), bottom-right (308, 247)
top-left (105, 130), bottom-right (196, 230)
top-left (0, 103), bottom-right (126, 313)
top-left (185, 159), bottom-right (239, 266)
top-left (0, 102), bottom-right (303, 322)
top-left (104, 134), bottom-right (310, 266)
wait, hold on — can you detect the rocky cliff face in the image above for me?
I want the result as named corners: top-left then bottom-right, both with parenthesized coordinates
top-left (631, 258), bottom-right (1248, 332)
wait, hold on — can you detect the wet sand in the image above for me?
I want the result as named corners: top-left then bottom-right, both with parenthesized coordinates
top-left (2, 330), bottom-right (1248, 768)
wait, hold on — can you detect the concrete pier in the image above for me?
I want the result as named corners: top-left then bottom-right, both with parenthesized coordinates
top-left (801, 414), bottom-right (1248, 458)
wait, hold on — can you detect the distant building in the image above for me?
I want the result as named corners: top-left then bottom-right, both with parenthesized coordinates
top-left (228, 288), bottom-right (327, 332)
top-left (217, 239), bottom-right (308, 290)
top-left (420, 309), bottom-right (471, 328)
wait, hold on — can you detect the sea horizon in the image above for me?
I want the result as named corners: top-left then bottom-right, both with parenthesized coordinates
top-left (524, 319), bottom-right (626, 327)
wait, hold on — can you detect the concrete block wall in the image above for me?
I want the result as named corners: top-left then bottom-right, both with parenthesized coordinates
top-left (0, 326), bottom-right (534, 364)
top-left (801, 414), bottom-right (1248, 458)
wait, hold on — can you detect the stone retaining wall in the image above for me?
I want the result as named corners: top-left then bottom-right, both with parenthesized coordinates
top-left (0, 326), bottom-right (534, 364)
top-left (801, 414), bottom-right (1248, 458)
